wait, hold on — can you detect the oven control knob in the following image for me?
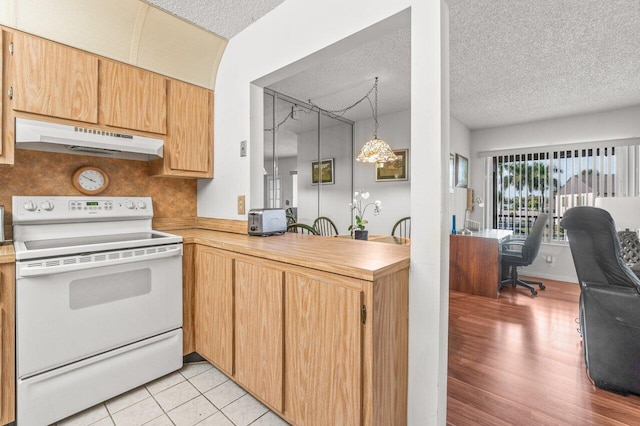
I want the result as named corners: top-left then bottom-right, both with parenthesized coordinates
top-left (125, 201), bottom-right (135, 209)
top-left (137, 201), bottom-right (147, 209)
top-left (23, 201), bottom-right (37, 211)
top-left (41, 201), bottom-right (54, 211)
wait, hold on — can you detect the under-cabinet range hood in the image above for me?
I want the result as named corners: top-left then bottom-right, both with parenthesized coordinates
top-left (15, 118), bottom-right (164, 161)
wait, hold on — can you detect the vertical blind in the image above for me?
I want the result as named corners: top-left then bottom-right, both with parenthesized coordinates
top-left (488, 139), bottom-right (640, 242)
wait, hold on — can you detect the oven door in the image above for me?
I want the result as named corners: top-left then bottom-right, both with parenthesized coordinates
top-left (17, 244), bottom-right (182, 379)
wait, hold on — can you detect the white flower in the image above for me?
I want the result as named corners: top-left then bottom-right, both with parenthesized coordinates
top-left (375, 200), bottom-right (382, 207)
top-left (354, 191), bottom-right (359, 197)
top-left (361, 192), bottom-right (370, 200)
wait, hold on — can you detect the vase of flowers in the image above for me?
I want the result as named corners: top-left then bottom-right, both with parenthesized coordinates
top-left (348, 190), bottom-right (382, 241)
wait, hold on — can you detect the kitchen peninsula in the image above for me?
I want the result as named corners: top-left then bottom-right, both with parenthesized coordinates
top-left (173, 228), bottom-right (410, 426)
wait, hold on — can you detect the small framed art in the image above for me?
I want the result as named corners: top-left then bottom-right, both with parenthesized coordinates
top-left (455, 154), bottom-right (468, 188)
top-left (375, 149), bottom-right (409, 182)
top-left (311, 158), bottom-right (335, 185)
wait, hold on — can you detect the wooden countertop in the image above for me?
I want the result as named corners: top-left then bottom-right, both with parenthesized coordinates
top-left (0, 243), bottom-right (15, 264)
top-left (172, 229), bottom-right (410, 282)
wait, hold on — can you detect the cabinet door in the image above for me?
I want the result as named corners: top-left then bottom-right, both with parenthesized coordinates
top-left (0, 263), bottom-right (15, 425)
top-left (99, 60), bottom-right (166, 134)
top-left (285, 270), bottom-right (363, 425)
top-left (195, 246), bottom-right (234, 374)
top-left (166, 80), bottom-right (212, 174)
top-left (11, 31), bottom-right (98, 123)
top-left (182, 244), bottom-right (196, 355)
top-left (235, 258), bottom-right (283, 411)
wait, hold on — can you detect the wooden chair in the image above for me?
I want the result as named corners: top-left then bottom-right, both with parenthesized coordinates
top-left (391, 217), bottom-right (411, 241)
top-left (287, 223), bottom-right (319, 235)
top-left (313, 216), bottom-right (339, 236)
top-left (285, 207), bottom-right (296, 225)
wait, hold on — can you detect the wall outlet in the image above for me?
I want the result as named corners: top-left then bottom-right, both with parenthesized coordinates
top-left (237, 195), bottom-right (246, 215)
top-left (240, 140), bottom-right (247, 157)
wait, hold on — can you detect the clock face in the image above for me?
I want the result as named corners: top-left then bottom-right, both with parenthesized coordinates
top-left (78, 169), bottom-right (105, 191)
top-left (73, 167), bottom-right (109, 195)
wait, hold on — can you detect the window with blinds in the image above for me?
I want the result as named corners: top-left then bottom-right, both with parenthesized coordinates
top-left (491, 140), bottom-right (640, 242)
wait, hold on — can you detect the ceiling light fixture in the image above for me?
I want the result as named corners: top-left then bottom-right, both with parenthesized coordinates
top-left (356, 77), bottom-right (397, 165)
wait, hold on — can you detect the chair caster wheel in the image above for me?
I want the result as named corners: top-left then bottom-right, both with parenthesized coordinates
top-left (531, 289), bottom-right (538, 295)
top-left (540, 284), bottom-right (546, 290)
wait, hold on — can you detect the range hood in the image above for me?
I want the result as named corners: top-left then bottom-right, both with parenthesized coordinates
top-left (15, 118), bottom-right (164, 161)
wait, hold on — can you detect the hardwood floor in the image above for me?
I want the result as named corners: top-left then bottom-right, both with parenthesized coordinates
top-left (447, 278), bottom-right (640, 425)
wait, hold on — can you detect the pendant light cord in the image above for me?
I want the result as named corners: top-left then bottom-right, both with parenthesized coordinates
top-left (265, 78), bottom-right (379, 133)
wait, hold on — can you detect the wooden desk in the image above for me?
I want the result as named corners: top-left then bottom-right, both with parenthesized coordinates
top-left (449, 229), bottom-right (512, 298)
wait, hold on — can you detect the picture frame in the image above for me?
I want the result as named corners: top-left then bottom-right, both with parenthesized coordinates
top-left (375, 149), bottom-right (409, 182)
top-left (449, 153), bottom-right (455, 192)
top-left (455, 153), bottom-right (469, 188)
top-left (311, 158), bottom-right (335, 185)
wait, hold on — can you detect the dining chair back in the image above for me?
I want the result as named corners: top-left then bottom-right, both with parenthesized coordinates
top-left (391, 217), bottom-right (411, 241)
top-left (287, 223), bottom-right (319, 235)
top-left (313, 216), bottom-right (339, 236)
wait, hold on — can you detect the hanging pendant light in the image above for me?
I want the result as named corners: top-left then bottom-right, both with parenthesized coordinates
top-left (356, 77), bottom-right (397, 165)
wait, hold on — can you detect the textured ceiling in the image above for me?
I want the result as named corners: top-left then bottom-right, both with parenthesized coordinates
top-left (450, 0), bottom-right (640, 129)
top-left (268, 26), bottom-right (411, 123)
top-left (144, 0), bottom-right (640, 130)
top-left (144, 0), bottom-right (285, 39)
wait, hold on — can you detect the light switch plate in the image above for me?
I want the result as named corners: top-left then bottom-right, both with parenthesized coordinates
top-left (237, 195), bottom-right (245, 215)
top-left (240, 140), bottom-right (247, 157)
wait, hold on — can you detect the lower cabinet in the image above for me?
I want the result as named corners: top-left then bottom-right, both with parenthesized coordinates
top-left (234, 257), bottom-right (284, 411)
top-left (0, 262), bottom-right (15, 425)
top-left (192, 244), bottom-right (408, 425)
top-left (195, 246), bottom-right (234, 375)
top-left (284, 269), bottom-right (363, 426)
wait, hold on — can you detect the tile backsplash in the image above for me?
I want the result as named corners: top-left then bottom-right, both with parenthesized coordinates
top-left (0, 150), bottom-right (197, 239)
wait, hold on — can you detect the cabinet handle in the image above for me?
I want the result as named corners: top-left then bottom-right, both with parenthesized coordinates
top-left (8, 41), bottom-right (13, 55)
top-left (361, 305), bottom-right (367, 324)
top-left (8, 86), bottom-right (13, 100)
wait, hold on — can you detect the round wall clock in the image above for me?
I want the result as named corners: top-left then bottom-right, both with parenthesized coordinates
top-left (72, 166), bottom-right (109, 195)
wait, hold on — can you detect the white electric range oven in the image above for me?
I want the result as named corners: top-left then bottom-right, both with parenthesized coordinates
top-left (12, 196), bottom-right (183, 426)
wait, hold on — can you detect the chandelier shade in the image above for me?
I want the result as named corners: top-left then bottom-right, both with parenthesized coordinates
top-left (356, 138), bottom-right (397, 163)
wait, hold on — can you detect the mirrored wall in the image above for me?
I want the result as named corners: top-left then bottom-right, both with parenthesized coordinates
top-left (263, 89), bottom-right (354, 233)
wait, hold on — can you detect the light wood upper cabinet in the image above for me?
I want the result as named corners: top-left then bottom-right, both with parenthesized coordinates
top-left (284, 270), bottom-right (363, 426)
top-left (10, 31), bottom-right (98, 123)
top-left (235, 257), bottom-right (284, 411)
top-left (1, 30), bottom-right (4, 160)
top-left (99, 60), bottom-right (166, 134)
top-left (150, 80), bottom-right (213, 178)
top-left (195, 246), bottom-right (234, 375)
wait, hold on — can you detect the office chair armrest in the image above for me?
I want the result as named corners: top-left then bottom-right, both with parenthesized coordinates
top-left (502, 240), bottom-right (525, 254)
top-left (583, 283), bottom-right (640, 327)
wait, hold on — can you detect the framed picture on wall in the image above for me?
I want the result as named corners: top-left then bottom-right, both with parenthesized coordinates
top-left (449, 154), bottom-right (455, 192)
top-left (375, 149), bottom-right (409, 182)
top-left (455, 154), bottom-right (469, 188)
top-left (311, 158), bottom-right (335, 185)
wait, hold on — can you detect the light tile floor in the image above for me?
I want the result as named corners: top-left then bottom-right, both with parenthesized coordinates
top-left (54, 361), bottom-right (290, 426)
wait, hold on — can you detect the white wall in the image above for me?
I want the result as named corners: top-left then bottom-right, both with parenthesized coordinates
top-left (199, 1), bottom-right (448, 424)
top-left (354, 109), bottom-right (411, 235)
top-left (469, 104), bottom-right (640, 283)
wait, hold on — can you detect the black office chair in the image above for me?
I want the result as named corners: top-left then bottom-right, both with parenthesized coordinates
top-left (500, 213), bottom-right (548, 295)
top-left (391, 217), bottom-right (411, 240)
top-left (287, 223), bottom-right (319, 235)
top-left (561, 206), bottom-right (640, 395)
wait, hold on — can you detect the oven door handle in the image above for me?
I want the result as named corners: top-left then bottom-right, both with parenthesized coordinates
top-left (17, 245), bottom-right (182, 277)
